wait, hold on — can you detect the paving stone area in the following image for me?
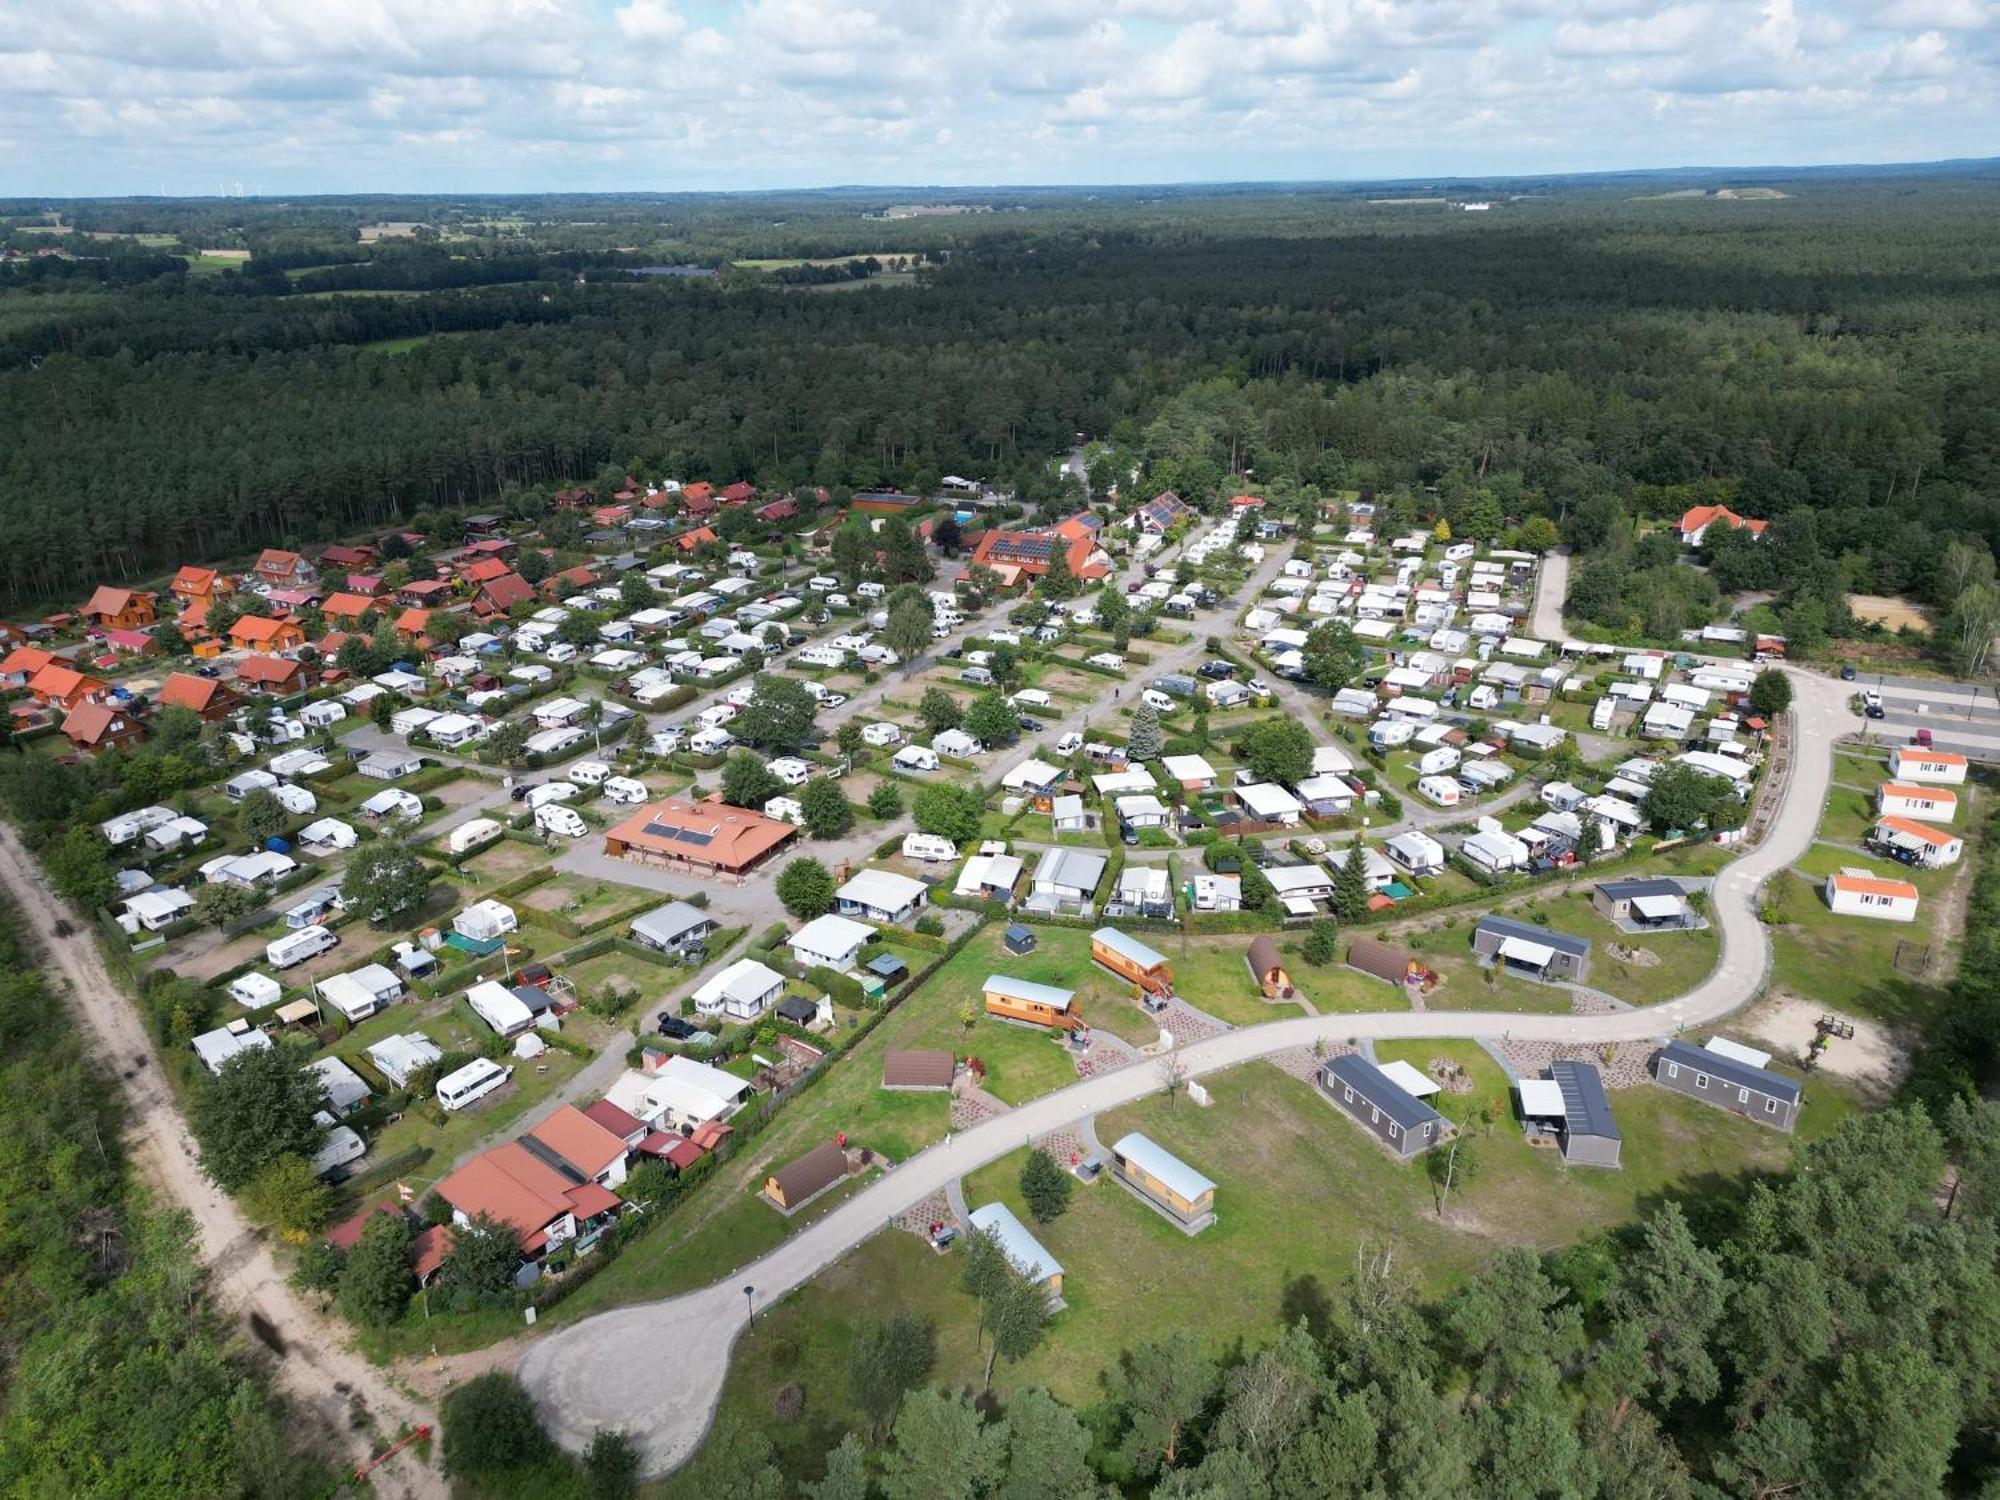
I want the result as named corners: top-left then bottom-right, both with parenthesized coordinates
top-left (1075, 1032), bottom-right (1140, 1078)
top-left (892, 1188), bottom-right (954, 1238)
top-left (1265, 1042), bottom-right (1356, 1083)
top-left (1032, 1124), bottom-right (1089, 1170)
top-left (1160, 1000), bottom-right (1227, 1046)
top-left (951, 1087), bottom-right (1008, 1130)
top-left (1502, 1038), bottom-right (1662, 1088)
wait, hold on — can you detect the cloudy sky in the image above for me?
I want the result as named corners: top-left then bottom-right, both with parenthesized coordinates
top-left (2, 0), bottom-right (1995, 196)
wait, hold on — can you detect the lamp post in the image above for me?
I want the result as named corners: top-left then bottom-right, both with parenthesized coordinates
top-left (743, 1284), bottom-right (755, 1325)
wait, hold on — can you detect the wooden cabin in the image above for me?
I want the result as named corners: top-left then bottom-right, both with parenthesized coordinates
top-left (1110, 1131), bottom-right (1216, 1229)
top-left (1246, 934), bottom-right (1292, 998)
top-left (762, 1140), bottom-right (850, 1213)
top-left (982, 974), bottom-right (1081, 1031)
top-left (1091, 926), bottom-right (1173, 995)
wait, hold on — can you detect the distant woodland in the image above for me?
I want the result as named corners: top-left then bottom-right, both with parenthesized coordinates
top-left (2, 174), bottom-right (1998, 636)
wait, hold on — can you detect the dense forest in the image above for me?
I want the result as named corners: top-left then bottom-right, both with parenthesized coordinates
top-left (0, 898), bottom-right (330, 1497)
top-left (2, 173), bottom-right (1998, 632)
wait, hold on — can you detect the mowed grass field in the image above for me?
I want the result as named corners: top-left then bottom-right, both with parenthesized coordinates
top-left (664, 1052), bottom-right (1858, 1494)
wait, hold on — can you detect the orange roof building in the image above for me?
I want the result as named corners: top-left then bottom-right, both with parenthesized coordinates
top-left (228, 615), bottom-right (306, 652)
top-left (966, 515), bottom-right (1109, 584)
top-left (253, 548), bottom-right (316, 586)
top-left (234, 655), bottom-right (305, 692)
top-left (0, 645), bottom-right (55, 682)
top-left (27, 664), bottom-right (106, 709)
top-left (1678, 506), bottom-right (1769, 545)
top-left (458, 558), bottom-right (514, 585)
top-left (603, 795), bottom-right (798, 876)
top-left (61, 700), bottom-right (144, 755)
top-left (81, 586), bottom-right (157, 631)
top-left (1823, 868), bottom-right (1920, 920)
top-left (475, 572), bottom-right (535, 616)
top-left (673, 526), bottom-right (719, 553)
top-left (171, 565), bottom-right (227, 602)
top-left (434, 1141), bottom-right (623, 1256)
top-left (526, 1105), bottom-right (631, 1185)
top-left (321, 592), bottom-right (377, 623)
top-left (394, 607), bottom-right (432, 642)
top-left (157, 671), bottom-right (235, 720)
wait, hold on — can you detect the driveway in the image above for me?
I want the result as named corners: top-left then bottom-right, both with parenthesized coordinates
top-left (519, 664), bottom-right (1854, 1477)
top-left (1531, 546), bottom-right (1569, 640)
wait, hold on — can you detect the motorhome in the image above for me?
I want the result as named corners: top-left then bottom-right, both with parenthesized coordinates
top-left (437, 1058), bottom-right (513, 1111)
top-left (267, 925), bottom-right (338, 970)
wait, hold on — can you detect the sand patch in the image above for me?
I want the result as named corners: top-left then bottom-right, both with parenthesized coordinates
top-left (1738, 992), bottom-right (1906, 1096)
top-left (1847, 594), bottom-right (1931, 633)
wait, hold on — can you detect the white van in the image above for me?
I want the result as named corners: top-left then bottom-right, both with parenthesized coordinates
top-left (267, 925), bottom-right (338, 970)
top-left (1141, 689), bottom-right (1175, 712)
top-left (437, 1058), bottom-right (513, 1112)
top-left (536, 803), bottom-right (588, 839)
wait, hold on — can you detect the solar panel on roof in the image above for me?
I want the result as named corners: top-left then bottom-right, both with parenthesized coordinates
top-left (673, 827), bottom-right (714, 846)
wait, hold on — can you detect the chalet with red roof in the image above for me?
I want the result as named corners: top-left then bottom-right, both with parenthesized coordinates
top-left (458, 557), bottom-right (514, 586)
top-left (157, 671), bottom-right (235, 721)
top-left (228, 615), bottom-right (306, 653)
top-left (674, 526), bottom-right (720, 554)
top-left (27, 664), bottom-right (107, 710)
top-left (964, 515), bottom-right (1109, 587)
top-left (0, 645), bottom-right (56, 686)
top-left (253, 548), bottom-right (317, 588)
top-left (81, 586), bottom-right (157, 631)
top-left (476, 571), bottom-right (536, 617)
top-left (235, 655), bottom-right (307, 694)
top-left (170, 566), bottom-right (228, 605)
top-left (321, 592), bottom-right (377, 626)
top-left (541, 566), bottom-right (598, 599)
top-left (682, 491), bottom-right (718, 517)
top-left (61, 700), bottom-right (144, 756)
top-left (318, 543), bottom-right (377, 571)
top-left (393, 608), bottom-right (432, 644)
top-left (721, 481), bottom-right (755, 505)
top-left (757, 497), bottom-right (799, 523)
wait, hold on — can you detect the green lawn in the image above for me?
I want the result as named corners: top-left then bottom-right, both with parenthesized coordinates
top-left (669, 1054), bottom-right (1855, 1492)
top-left (1144, 930), bottom-right (1311, 1024)
top-left (1766, 869), bottom-right (1948, 1027)
top-left (1488, 889), bottom-right (1721, 1007)
top-left (1818, 783), bottom-right (1880, 846)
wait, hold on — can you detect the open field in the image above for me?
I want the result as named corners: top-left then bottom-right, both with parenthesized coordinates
top-left (665, 1052), bottom-right (1859, 1492)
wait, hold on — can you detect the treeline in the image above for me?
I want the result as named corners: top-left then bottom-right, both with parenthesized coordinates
top-left (449, 1105), bottom-right (2000, 1500)
top-left (0, 898), bottom-right (332, 1497)
top-left (3, 182), bottom-right (1999, 611)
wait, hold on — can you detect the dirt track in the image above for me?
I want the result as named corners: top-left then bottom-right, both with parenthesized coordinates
top-left (0, 823), bottom-right (444, 1499)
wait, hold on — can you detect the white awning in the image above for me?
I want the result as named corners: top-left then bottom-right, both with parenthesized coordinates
top-left (1378, 1059), bottom-right (1440, 1098)
top-left (1705, 1036), bottom-right (1772, 1070)
top-left (1498, 935), bottom-right (1557, 968)
top-left (1632, 893), bottom-right (1685, 920)
top-left (1281, 893), bottom-right (1319, 916)
top-left (1518, 1079), bottom-right (1567, 1118)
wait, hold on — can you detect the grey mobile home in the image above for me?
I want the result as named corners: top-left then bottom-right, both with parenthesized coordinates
top-left (1471, 915), bottom-right (1591, 984)
top-left (1553, 1060), bottom-right (1622, 1168)
top-left (1316, 1053), bottom-right (1445, 1159)
top-left (1652, 1039), bottom-right (1800, 1133)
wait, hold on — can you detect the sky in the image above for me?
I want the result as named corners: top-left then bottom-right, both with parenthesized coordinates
top-left (2, 0), bottom-right (1996, 197)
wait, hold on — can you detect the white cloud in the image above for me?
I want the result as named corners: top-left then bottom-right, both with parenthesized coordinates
top-left (0, 0), bottom-right (1994, 193)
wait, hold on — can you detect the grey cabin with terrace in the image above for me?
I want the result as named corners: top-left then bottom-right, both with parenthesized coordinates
top-left (1316, 1053), bottom-right (1445, 1159)
top-left (1652, 1039), bottom-right (1800, 1133)
top-left (1553, 1060), bottom-right (1622, 1168)
top-left (1471, 914), bottom-right (1591, 984)
top-left (1591, 877), bottom-right (1695, 930)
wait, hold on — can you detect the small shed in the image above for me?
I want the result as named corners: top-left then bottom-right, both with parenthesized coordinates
top-left (1004, 923), bottom-right (1037, 956)
top-left (1245, 934), bottom-right (1292, 998)
top-left (867, 953), bottom-right (908, 983)
top-left (763, 1140), bottom-right (850, 1214)
top-left (882, 1049), bottom-right (955, 1091)
top-left (774, 995), bottom-right (819, 1027)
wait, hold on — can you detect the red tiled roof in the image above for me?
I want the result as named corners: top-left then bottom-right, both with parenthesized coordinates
top-left (527, 1104), bottom-right (628, 1181)
top-left (411, 1224), bottom-right (454, 1282)
top-left (82, 585), bottom-right (138, 619)
top-left (583, 1099), bottom-right (647, 1140)
top-left (236, 654), bottom-right (303, 685)
top-left (62, 700), bottom-right (138, 748)
top-left (478, 572), bottom-right (536, 613)
top-left (1679, 505), bottom-right (1768, 538)
top-left (157, 672), bottom-right (225, 714)
top-left (674, 526), bottom-right (719, 553)
top-left (2, 645), bottom-right (54, 676)
top-left (230, 615), bottom-right (298, 646)
top-left (325, 1201), bottom-right (403, 1251)
top-left (603, 795), bottom-right (798, 873)
top-left (436, 1142), bottom-right (586, 1245)
top-left (460, 558), bottom-right (513, 584)
top-left (322, 592), bottom-right (376, 620)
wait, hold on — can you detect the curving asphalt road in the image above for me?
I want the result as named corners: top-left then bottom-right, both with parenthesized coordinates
top-left (518, 666), bottom-right (1853, 1476)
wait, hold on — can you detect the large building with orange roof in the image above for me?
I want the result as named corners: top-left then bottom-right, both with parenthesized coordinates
top-left (1677, 505), bottom-right (1769, 546)
top-left (156, 671), bottom-right (236, 721)
top-left (60, 700), bottom-right (145, 756)
top-left (228, 614), bottom-right (306, 653)
top-left (964, 514), bottom-right (1109, 586)
top-left (170, 565), bottom-right (229, 605)
top-left (433, 1140), bottom-right (623, 1259)
top-left (603, 795), bottom-right (797, 876)
top-left (26, 663), bottom-right (107, 710)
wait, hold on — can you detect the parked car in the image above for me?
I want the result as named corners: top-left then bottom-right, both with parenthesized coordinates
top-left (655, 1012), bottom-right (698, 1040)
top-left (509, 781), bottom-right (538, 802)
top-left (1018, 716), bottom-right (1044, 732)
top-left (1198, 660), bottom-right (1234, 680)
top-left (1840, 663), bottom-right (1857, 680)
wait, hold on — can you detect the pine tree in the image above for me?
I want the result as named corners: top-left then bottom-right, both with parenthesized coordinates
top-left (1128, 703), bottom-right (1164, 761)
top-left (1334, 840), bottom-right (1370, 921)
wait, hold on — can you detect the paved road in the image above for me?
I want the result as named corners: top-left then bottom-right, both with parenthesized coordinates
top-left (0, 824), bottom-right (445, 1498)
top-left (519, 664), bottom-right (1854, 1477)
top-left (1531, 546), bottom-right (1569, 640)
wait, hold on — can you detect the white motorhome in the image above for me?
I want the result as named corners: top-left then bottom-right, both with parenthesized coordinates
top-left (437, 1058), bottom-right (513, 1111)
top-left (267, 925), bottom-right (337, 970)
top-left (536, 804), bottom-right (588, 839)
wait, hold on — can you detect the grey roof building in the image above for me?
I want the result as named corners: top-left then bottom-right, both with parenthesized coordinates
top-left (1553, 1060), bottom-right (1622, 1168)
top-left (1653, 1039), bottom-right (1800, 1132)
top-left (629, 901), bottom-right (716, 953)
top-left (1316, 1052), bottom-right (1445, 1158)
top-left (1471, 914), bottom-right (1592, 984)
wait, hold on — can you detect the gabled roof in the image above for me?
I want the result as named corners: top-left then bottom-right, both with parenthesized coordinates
top-left (236, 654), bottom-right (303, 685)
top-left (1678, 504), bottom-right (1768, 538)
top-left (1474, 913), bottom-right (1590, 958)
top-left (527, 1104), bottom-right (629, 1181)
top-left (1552, 1060), bottom-right (1620, 1141)
top-left (322, 592), bottom-right (376, 619)
top-left (157, 672), bottom-right (226, 713)
top-left (1661, 1038), bottom-right (1800, 1103)
top-left (1322, 1052), bottom-right (1444, 1129)
top-left (460, 558), bottom-right (514, 584)
top-left (28, 664), bottom-right (102, 700)
top-left (82, 585), bottom-right (140, 618)
top-left (1827, 870), bottom-right (1919, 900)
top-left (230, 614), bottom-right (298, 645)
top-left (477, 572), bottom-right (536, 612)
top-left (767, 1140), bottom-right (848, 1203)
top-left (62, 700), bottom-right (137, 747)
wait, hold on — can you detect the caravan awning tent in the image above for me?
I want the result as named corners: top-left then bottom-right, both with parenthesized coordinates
top-left (1631, 893), bottom-right (1686, 922)
top-left (1377, 1060), bottom-right (1441, 1098)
